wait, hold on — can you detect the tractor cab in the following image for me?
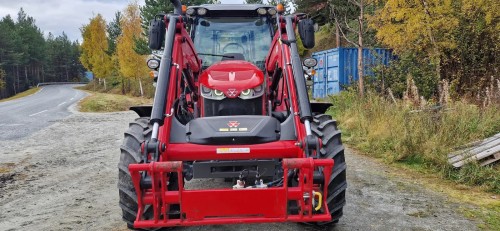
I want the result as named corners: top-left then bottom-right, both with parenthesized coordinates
top-left (188, 4), bottom-right (275, 69)
top-left (187, 5), bottom-right (276, 117)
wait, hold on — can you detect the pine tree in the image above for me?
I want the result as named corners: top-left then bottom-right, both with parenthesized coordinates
top-left (135, 0), bottom-right (214, 55)
top-left (0, 10), bottom-right (84, 99)
top-left (107, 11), bottom-right (122, 55)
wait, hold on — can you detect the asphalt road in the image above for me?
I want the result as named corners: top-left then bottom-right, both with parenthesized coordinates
top-left (0, 84), bottom-right (86, 140)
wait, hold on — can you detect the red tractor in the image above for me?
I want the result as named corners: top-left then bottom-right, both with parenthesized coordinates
top-left (118, 1), bottom-right (346, 229)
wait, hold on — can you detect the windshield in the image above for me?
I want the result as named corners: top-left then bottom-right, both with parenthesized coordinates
top-left (193, 17), bottom-right (272, 69)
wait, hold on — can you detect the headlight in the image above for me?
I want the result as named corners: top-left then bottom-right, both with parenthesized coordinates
top-left (186, 8), bottom-right (195, 16)
top-left (239, 84), bottom-right (265, 99)
top-left (147, 59), bottom-right (160, 69)
top-left (201, 85), bottom-right (225, 100)
top-left (197, 8), bottom-right (207, 16)
top-left (303, 57), bottom-right (318, 68)
top-left (257, 8), bottom-right (267, 15)
top-left (268, 8), bottom-right (277, 15)
top-left (241, 89), bottom-right (251, 96)
top-left (214, 89), bottom-right (224, 96)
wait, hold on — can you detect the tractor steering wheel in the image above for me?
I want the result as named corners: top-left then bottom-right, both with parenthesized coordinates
top-left (222, 43), bottom-right (245, 54)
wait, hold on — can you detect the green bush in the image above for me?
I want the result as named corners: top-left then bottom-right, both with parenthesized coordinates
top-left (374, 52), bottom-right (439, 99)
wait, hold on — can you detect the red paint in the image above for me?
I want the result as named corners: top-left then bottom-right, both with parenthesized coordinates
top-left (166, 141), bottom-right (301, 161)
top-left (126, 13), bottom-right (339, 228)
top-left (199, 60), bottom-right (264, 98)
top-left (128, 158), bottom-right (334, 228)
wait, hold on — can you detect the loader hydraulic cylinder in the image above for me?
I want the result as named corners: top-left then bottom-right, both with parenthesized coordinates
top-left (284, 16), bottom-right (312, 122)
top-left (150, 16), bottom-right (178, 126)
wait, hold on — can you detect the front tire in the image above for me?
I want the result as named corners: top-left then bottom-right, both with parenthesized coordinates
top-left (311, 114), bottom-right (347, 226)
top-left (118, 117), bottom-right (152, 229)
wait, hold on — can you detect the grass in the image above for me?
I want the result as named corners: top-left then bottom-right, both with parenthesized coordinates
top-left (78, 91), bottom-right (152, 112)
top-left (0, 87), bottom-right (40, 102)
top-left (328, 90), bottom-right (500, 194)
top-left (327, 90), bottom-right (500, 229)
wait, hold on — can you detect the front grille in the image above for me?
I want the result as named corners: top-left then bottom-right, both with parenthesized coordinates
top-left (203, 97), bottom-right (262, 117)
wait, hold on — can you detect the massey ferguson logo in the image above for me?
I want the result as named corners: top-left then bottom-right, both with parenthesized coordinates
top-left (227, 121), bottom-right (240, 128)
top-left (227, 88), bottom-right (237, 97)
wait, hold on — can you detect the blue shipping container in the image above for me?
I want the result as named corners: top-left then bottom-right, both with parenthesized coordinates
top-left (312, 48), bottom-right (393, 98)
top-left (85, 71), bottom-right (94, 81)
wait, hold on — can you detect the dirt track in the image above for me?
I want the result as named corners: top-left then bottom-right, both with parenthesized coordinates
top-left (0, 108), bottom-right (479, 231)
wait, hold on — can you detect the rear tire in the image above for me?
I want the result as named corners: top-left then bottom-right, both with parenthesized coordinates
top-left (310, 114), bottom-right (347, 226)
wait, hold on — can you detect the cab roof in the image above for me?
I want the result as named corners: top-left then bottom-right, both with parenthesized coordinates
top-left (187, 4), bottom-right (272, 11)
top-left (186, 4), bottom-right (276, 17)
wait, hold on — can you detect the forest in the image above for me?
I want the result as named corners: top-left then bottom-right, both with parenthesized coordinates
top-left (1, 0), bottom-right (498, 102)
top-left (0, 9), bottom-right (84, 99)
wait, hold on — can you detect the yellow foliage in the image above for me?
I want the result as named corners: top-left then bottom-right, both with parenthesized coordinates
top-left (370, 0), bottom-right (458, 57)
top-left (80, 14), bottom-right (112, 79)
top-left (117, 3), bottom-right (149, 80)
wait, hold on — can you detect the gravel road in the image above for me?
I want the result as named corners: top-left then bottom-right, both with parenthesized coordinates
top-left (0, 109), bottom-right (479, 231)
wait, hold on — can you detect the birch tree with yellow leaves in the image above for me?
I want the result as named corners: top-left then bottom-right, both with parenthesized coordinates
top-left (117, 2), bottom-right (149, 97)
top-left (371, 0), bottom-right (458, 79)
top-left (80, 14), bottom-right (112, 89)
top-left (371, 0), bottom-right (498, 95)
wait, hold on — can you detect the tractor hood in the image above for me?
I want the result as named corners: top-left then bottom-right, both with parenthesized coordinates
top-left (199, 60), bottom-right (264, 98)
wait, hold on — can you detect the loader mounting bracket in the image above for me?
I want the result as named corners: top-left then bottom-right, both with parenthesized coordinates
top-left (128, 158), bottom-right (334, 228)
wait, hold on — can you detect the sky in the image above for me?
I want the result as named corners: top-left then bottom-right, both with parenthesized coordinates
top-left (0, 0), bottom-right (244, 42)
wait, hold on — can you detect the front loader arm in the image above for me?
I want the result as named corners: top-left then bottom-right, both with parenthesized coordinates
top-left (148, 7), bottom-right (201, 159)
top-left (265, 15), bottom-right (314, 148)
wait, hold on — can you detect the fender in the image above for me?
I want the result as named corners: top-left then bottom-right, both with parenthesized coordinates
top-left (310, 102), bottom-right (333, 114)
top-left (130, 105), bottom-right (152, 118)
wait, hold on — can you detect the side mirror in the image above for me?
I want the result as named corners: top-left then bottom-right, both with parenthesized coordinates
top-left (298, 19), bottom-right (315, 49)
top-left (148, 18), bottom-right (166, 50)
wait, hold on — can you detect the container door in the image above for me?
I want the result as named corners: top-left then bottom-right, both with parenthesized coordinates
top-left (312, 52), bottom-right (327, 98)
top-left (325, 49), bottom-right (340, 96)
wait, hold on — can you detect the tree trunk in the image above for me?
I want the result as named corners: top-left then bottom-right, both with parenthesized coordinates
top-left (41, 66), bottom-right (45, 83)
top-left (357, 3), bottom-right (365, 97)
top-left (138, 78), bottom-right (144, 97)
top-left (12, 65), bottom-right (16, 94)
top-left (65, 66), bottom-right (69, 82)
top-left (103, 78), bottom-right (107, 90)
top-left (335, 22), bottom-right (341, 48)
top-left (24, 66), bottom-right (28, 87)
top-left (121, 77), bottom-right (125, 95)
top-left (16, 65), bottom-right (19, 91)
top-left (420, 0), bottom-right (441, 80)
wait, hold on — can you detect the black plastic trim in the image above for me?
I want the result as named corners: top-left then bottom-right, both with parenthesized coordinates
top-left (310, 102), bottom-right (332, 115)
top-left (186, 115), bottom-right (280, 145)
top-left (192, 160), bottom-right (278, 179)
top-left (130, 106), bottom-right (153, 118)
